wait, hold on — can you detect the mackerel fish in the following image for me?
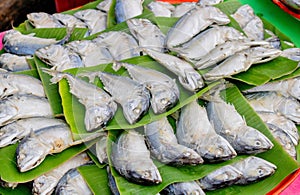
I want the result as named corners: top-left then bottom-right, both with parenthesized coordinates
top-left (162, 181), bottom-right (205, 195)
top-left (96, 0), bottom-right (113, 13)
top-left (107, 166), bottom-right (120, 195)
top-left (172, 2), bottom-right (197, 18)
top-left (0, 53), bottom-right (31, 72)
top-left (95, 132), bottom-right (108, 164)
top-left (52, 13), bottom-right (87, 28)
top-left (27, 12), bottom-right (64, 28)
top-left (281, 48), bottom-right (300, 61)
top-left (147, 1), bottom-right (175, 17)
top-left (115, 0), bottom-right (144, 23)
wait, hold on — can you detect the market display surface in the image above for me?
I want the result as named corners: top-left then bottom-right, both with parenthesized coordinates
top-left (0, 0), bottom-right (300, 194)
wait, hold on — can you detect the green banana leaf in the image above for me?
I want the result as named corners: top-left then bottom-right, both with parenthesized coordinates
top-left (0, 184), bottom-right (31, 195)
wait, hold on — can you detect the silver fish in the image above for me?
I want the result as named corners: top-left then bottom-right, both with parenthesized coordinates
top-left (143, 48), bottom-right (204, 92)
top-left (52, 13), bottom-right (87, 28)
top-left (27, 12), bottom-right (64, 28)
top-left (172, 2), bottom-right (197, 18)
top-left (85, 71), bottom-right (150, 125)
top-left (232, 156), bottom-right (277, 185)
top-left (126, 18), bottom-right (166, 52)
top-left (207, 95), bottom-right (273, 154)
top-left (0, 73), bottom-right (45, 98)
top-left (162, 181), bottom-right (205, 195)
top-left (43, 69), bottom-right (117, 131)
top-left (147, 1), bottom-right (175, 17)
top-left (95, 132), bottom-right (108, 164)
top-left (144, 117), bottom-right (204, 165)
top-left (281, 48), bottom-right (300, 61)
top-left (0, 117), bottom-right (66, 148)
top-left (171, 26), bottom-right (245, 61)
top-left (111, 130), bottom-right (162, 185)
top-left (0, 53), bottom-right (31, 72)
top-left (198, 0), bottom-right (224, 6)
top-left (96, 0), bottom-right (113, 13)
top-left (54, 167), bottom-right (92, 195)
top-left (203, 46), bottom-right (282, 81)
top-left (74, 9), bottom-right (107, 35)
top-left (198, 165), bottom-right (242, 190)
top-left (166, 6), bottom-right (230, 48)
top-left (93, 31), bottom-right (140, 61)
top-left (176, 100), bottom-right (237, 162)
top-left (65, 40), bottom-right (113, 67)
top-left (243, 77), bottom-right (300, 100)
top-left (245, 92), bottom-right (300, 124)
top-left (107, 166), bottom-right (120, 195)
top-left (0, 95), bottom-right (53, 126)
top-left (3, 29), bottom-right (70, 55)
top-left (115, 0), bottom-right (144, 23)
top-left (119, 62), bottom-right (179, 114)
top-left (35, 44), bottom-right (84, 71)
top-left (32, 152), bottom-right (91, 195)
top-left (195, 40), bottom-right (269, 69)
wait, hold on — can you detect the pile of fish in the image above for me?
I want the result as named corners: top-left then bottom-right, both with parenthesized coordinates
top-left (0, 0), bottom-right (300, 194)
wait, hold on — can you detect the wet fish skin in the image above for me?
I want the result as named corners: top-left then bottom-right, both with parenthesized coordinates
top-left (43, 69), bottom-right (117, 131)
top-left (198, 0), bottom-right (224, 6)
top-left (0, 73), bottom-right (45, 98)
top-left (176, 100), bottom-right (237, 162)
top-left (232, 156), bottom-right (277, 185)
top-left (32, 152), bottom-right (91, 195)
top-left (166, 6), bottom-right (230, 48)
top-left (96, 0), bottom-right (113, 13)
top-left (0, 53), bottom-right (31, 72)
top-left (115, 0), bottom-right (144, 23)
top-left (111, 130), bottom-right (162, 185)
top-left (0, 117), bottom-right (66, 148)
top-left (147, 1), bottom-right (175, 17)
top-left (172, 2), bottom-right (196, 18)
top-left (107, 166), bottom-right (120, 195)
top-left (54, 167), bottom-right (93, 195)
top-left (120, 62), bottom-right (179, 114)
top-left (281, 48), bottom-right (300, 61)
top-left (162, 181), bottom-right (205, 195)
top-left (0, 95), bottom-right (53, 127)
top-left (144, 117), bottom-right (204, 166)
top-left (143, 48), bottom-right (204, 92)
top-left (198, 165), bottom-right (242, 190)
top-left (52, 13), bottom-right (87, 28)
top-left (95, 132), bottom-right (108, 164)
top-left (27, 12), bottom-right (64, 28)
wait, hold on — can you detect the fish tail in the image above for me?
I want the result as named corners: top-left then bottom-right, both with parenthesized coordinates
top-left (41, 68), bottom-right (67, 84)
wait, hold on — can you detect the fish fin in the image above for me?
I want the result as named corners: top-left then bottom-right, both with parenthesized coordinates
top-left (77, 71), bottom-right (98, 83)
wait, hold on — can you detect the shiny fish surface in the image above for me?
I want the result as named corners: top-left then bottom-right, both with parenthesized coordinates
top-left (3, 29), bottom-right (68, 55)
top-left (281, 48), bottom-right (300, 61)
top-left (111, 130), bottom-right (162, 185)
top-left (162, 181), bottom-right (205, 195)
top-left (0, 73), bottom-right (45, 98)
top-left (232, 156), bottom-right (277, 185)
top-left (243, 77), bottom-right (300, 100)
top-left (203, 46), bottom-right (281, 81)
top-left (126, 18), bottom-right (166, 52)
top-left (245, 92), bottom-right (300, 124)
top-left (74, 9), bottom-right (107, 35)
top-left (120, 62), bottom-right (179, 114)
top-left (96, 0), bottom-right (113, 12)
top-left (0, 53), bottom-right (31, 72)
top-left (207, 96), bottom-right (273, 154)
top-left (177, 100), bottom-right (237, 162)
top-left (198, 165), bottom-right (242, 190)
top-left (95, 132), bottom-right (108, 164)
top-left (144, 48), bottom-right (204, 92)
top-left (147, 1), bottom-right (175, 17)
top-left (0, 117), bottom-right (66, 148)
top-left (55, 167), bottom-right (92, 195)
top-left (144, 117), bottom-right (203, 165)
top-left (107, 166), bottom-right (120, 195)
top-left (115, 0), bottom-right (144, 23)
top-left (198, 0), bottom-right (224, 6)
top-left (32, 152), bottom-right (91, 195)
top-left (44, 69), bottom-right (117, 131)
top-left (0, 95), bottom-right (52, 126)
top-left (172, 26), bottom-right (245, 61)
top-left (166, 6), bottom-right (230, 48)
top-left (52, 13), bottom-right (87, 28)
top-left (66, 40), bottom-right (113, 67)
top-left (172, 2), bottom-right (196, 18)
top-left (35, 44), bottom-right (84, 71)
top-left (27, 12), bottom-right (64, 28)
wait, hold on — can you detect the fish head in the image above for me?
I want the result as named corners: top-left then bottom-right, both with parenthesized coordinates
top-left (236, 126), bottom-right (273, 153)
top-left (277, 97), bottom-right (300, 124)
top-left (27, 12), bottom-right (48, 26)
top-left (204, 165), bottom-right (242, 185)
top-left (247, 47), bottom-right (282, 64)
top-left (179, 70), bottom-right (204, 92)
top-left (289, 79), bottom-right (300, 100)
top-left (0, 103), bottom-right (18, 126)
top-left (0, 124), bottom-right (22, 147)
top-left (127, 164), bottom-right (162, 185)
top-left (35, 45), bottom-right (65, 65)
top-left (32, 175), bottom-right (57, 195)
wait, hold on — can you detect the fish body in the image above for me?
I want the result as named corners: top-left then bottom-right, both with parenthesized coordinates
top-left (144, 48), bottom-right (204, 92)
top-left (0, 53), bottom-right (31, 72)
top-left (0, 117), bottom-right (66, 148)
top-left (207, 97), bottom-right (273, 154)
top-left (95, 132), bottom-right (108, 164)
top-left (0, 95), bottom-right (52, 126)
top-left (35, 44), bottom-right (84, 71)
top-left (232, 156), bottom-right (277, 185)
top-left (198, 165), bottom-right (242, 190)
top-left (96, 0), bottom-right (113, 12)
top-left (176, 100), bottom-right (237, 162)
top-left (281, 48), bottom-right (300, 61)
top-left (32, 152), bottom-right (90, 195)
top-left (147, 1), bottom-right (175, 17)
top-left (55, 167), bottom-right (92, 195)
top-left (111, 130), bottom-right (162, 185)
top-left (172, 2), bottom-right (197, 18)
top-left (120, 62), bottom-right (179, 114)
top-left (52, 13), bottom-right (87, 28)
top-left (126, 18), bottom-right (166, 52)
top-left (27, 12), bottom-right (64, 28)
top-left (162, 181), bottom-right (205, 195)
top-left (107, 166), bottom-right (120, 195)
top-left (198, 0), bottom-right (224, 6)
top-left (43, 69), bottom-right (117, 131)
top-left (144, 117), bottom-right (204, 165)
top-left (115, 0), bottom-right (144, 23)
top-left (0, 73), bottom-right (45, 98)
top-left (166, 6), bottom-right (230, 48)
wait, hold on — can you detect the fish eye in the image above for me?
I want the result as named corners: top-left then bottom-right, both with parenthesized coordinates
top-left (257, 168), bottom-right (264, 176)
top-left (255, 141), bottom-right (261, 146)
top-left (217, 147), bottom-right (224, 155)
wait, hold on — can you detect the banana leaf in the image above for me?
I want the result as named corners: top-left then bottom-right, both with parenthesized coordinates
top-left (0, 185), bottom-right (31, 195)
